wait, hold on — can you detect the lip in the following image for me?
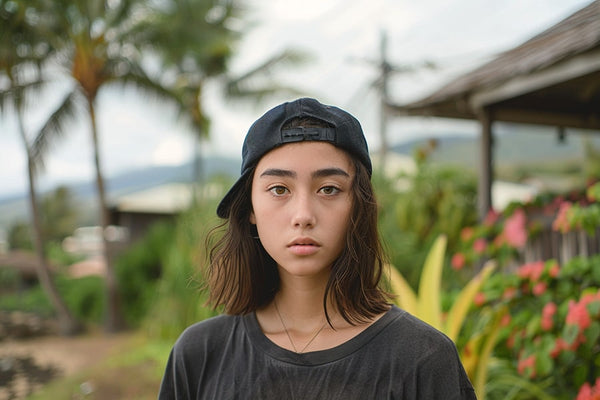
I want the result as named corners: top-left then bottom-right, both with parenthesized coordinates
top-left (287, 237), bottom-right (321, 256)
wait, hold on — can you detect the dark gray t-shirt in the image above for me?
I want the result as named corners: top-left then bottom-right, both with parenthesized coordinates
top-left (158, 305), bottom-right (476, 399)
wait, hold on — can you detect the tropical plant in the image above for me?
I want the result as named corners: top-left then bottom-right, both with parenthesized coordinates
top-left (381, 145), bottom-right (478, 288)
top-left (388, 235), bottom-right (499, 398)
top-left (475, 256), bottom-right (600, 399)
top-left (0, 0), bottom-right (81, 334)
top-left (135, 0), bottom-right (308, 189)
top-left (455, 181), bottom-right (600, 399)
top-left (26, 0), bottom-right (181, 332)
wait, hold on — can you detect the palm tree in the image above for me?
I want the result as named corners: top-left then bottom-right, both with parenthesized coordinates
top-left (136, 0), bottom-right (308, 190)
top-left (26, 0), bottom-right (306, 332)
top-left (0, 0), bottom-right (81, 335)
top-left (31, 0), bottom-right (176, 332)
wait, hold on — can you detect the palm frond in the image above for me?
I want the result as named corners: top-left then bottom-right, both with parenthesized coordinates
top-left (229, 48), bottom-right (311, 85)
top-left (224, 48), bottom-right (311, 104)
top-left (32, 89), bottom-right (84, 171)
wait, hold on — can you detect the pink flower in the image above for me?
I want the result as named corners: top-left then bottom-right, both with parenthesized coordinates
top-left (542, 302), bottom-right (557, 318)
top-left (550, 338), bottom-right (568, 358)
top-left (502, 287), bottom-right (517, 300)
top-left (484, 209), bottom-right (499, 226)
top-left (541, 302), bottom-right (556, 331)
top-left (533, 282), bottom-right (547, 296)
top-left (548, 262), bottom-right (560, 278)
top-left (473, 292), bottom-right (486, 307)
top-left (460, 227), bottom-right (474, 241)
top-left (517, 354), bottom-right (536, 377)
top-left (473, 238), bottom-right (487, 254)
top-left (576, 377), bottom-right (600, 400)
top-left (566, 299), bottom-right (591, 330)
top-left (517, 261), bottom-right (544, 282)
top-left (451, 253), bottom-right (466, 270)
top-left (503, 209), bottom-right (527, 248)
top-left (552, 201), bottom-right (573, 233)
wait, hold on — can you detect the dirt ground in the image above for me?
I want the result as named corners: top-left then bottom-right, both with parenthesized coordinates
top-left (0, 331), bottom-right (132, 400)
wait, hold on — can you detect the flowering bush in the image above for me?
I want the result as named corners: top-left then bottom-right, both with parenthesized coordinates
top-left (476, 255), bottom-right (600, 398)
top-left (451, 182), bottom-right (600, 271)
top-left (453, 182), bottom-right (600, 398)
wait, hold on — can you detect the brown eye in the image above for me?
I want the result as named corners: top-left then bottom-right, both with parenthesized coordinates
top-left (269, 186), bottom-right (288, 196)
top-left (319, 186), bottom-right (340, 195)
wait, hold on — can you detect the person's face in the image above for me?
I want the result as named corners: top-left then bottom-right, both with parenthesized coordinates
top-left (250, 141), bottom-right (354, 280)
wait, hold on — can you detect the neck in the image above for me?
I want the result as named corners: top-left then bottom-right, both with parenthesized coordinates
top-left (275, 271), bottom-right (331, 325)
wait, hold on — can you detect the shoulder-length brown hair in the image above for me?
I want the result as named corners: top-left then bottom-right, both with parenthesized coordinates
top-left (206, 156), bottom-right (391, 325)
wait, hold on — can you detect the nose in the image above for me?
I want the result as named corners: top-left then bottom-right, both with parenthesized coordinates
top-left (291, 193), bottom-right (316, 228)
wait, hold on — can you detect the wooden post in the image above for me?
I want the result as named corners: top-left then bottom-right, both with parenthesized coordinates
top-left (477, 108), bottom-right (493, 220)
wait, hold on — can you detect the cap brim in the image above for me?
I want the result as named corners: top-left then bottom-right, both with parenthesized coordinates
top-left (216, 169), bottom-right (252, 219)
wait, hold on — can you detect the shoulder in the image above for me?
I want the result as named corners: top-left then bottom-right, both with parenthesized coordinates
top-left (172, 314), bottom-right (242, 354)
top-left (380, 306), bottom-right (459, 360)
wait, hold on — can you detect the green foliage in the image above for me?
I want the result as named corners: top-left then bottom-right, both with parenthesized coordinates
top-left (456, 182), bottom-right (600, 399)
top-left (0, 274), bottom-right (104, 322)
top-left (44, 240), bottom-right (83, 267)
top-left (7, 219), bottom-right (33, 250)
top-left (475, 256), bottom-right (600, 399)
top-left (58, 275), bottom-right (104, 323)
top-left (145, 199), bottom-right (220, 341)
top-left (40, 186), bottom-right (80, 242)
top-left (375, 153), bottom-right (478, 288)
top-left (115, 221), bottom-right (176, 327)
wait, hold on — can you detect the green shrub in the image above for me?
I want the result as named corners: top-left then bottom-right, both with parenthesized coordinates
top-left (374, 158), bottom-right (478, 289)
top-left (58, 275), bottom-right (104, 323)
top-left (145, 200), bottom-right (220, 342)
top-left (0, 274), bottom-right (104, 323)
top-left (115, 221), bottom-right (176, 327)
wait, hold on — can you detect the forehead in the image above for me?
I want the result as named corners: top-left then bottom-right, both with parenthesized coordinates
top-left (254, 141), bottom-right (354, 173)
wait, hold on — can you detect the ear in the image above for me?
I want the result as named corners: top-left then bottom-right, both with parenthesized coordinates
top-left (249, 211), bottom-right (256, 224)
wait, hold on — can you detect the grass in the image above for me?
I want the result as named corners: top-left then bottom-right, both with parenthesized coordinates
top-left (26, 334), bottom-right (172, 400)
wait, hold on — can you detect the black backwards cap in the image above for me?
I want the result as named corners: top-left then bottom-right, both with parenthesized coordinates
top-left (216, 98), bottom-right (372, 218)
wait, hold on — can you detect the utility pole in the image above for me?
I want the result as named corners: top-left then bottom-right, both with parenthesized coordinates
top-left (378, 30), bottom-right (391, 173)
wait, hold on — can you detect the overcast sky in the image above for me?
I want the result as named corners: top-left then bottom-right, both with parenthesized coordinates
top-left (0, 0), bottom-right (594, 199)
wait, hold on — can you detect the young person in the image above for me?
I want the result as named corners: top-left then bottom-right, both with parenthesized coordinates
top-left (158, 98), bottom-right (477, 399)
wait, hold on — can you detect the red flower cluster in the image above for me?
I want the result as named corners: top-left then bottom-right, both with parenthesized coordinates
top-left (517, 354), bottom-right (536, 378)
top-left (552, 201), bottom-right (573, 233)
top-left (517, 261), bottom-right (545, 281)
top-left (500, 208), bottom-right (528, 248)
top-left (576, 377), bottom-right (600, 400)
top-left (566, 291), bottom-right (600, 331)
top-left (541, 302), bottom-right (557, 331)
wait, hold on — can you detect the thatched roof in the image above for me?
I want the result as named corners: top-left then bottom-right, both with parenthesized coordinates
top-left (390, 0), bottom-right (600, 130)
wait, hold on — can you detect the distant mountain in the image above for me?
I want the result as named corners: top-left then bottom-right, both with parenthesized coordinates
top-left (391, 127), bottom-right (598, 169)
top-left (0, 155), bottom-right (240, 230)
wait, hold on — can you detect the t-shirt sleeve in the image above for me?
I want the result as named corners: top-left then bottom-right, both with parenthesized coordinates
top-left (415, 338), bottom-right (477, 400)
top-left (158, 338), bottom-right (194, 400)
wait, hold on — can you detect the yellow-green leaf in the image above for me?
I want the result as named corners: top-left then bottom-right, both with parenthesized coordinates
top-left (388, 264), bottom-right (418, 314)
top-left (417, 235), bottom-right (446, 330)
top-left (445, 260), bottom-right (496, 342)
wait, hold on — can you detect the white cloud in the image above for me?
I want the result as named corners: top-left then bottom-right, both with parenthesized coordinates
top-left (152, 136), bottom-right (194, 166)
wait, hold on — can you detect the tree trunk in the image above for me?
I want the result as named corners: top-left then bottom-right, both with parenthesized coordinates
top-left (17, 110), bottom-right (82, 335)
top-left (86, 96), bottom-right (125, 332)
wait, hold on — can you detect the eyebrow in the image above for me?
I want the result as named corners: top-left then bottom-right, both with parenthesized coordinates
top-left (259, 167), bottom-right (350, 179)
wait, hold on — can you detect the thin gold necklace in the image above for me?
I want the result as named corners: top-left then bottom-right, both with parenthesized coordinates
top-left (273, 299), bottom-right (327, 353)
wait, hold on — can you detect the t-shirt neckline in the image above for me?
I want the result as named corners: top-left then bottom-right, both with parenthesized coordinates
top-left (243, 305), bottom-right (404, 366)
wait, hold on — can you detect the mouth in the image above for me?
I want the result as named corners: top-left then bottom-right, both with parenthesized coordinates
top-left (288, 238), bottom-right (319, 247)
top-left (287, 238), bottom-right (321, 255)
